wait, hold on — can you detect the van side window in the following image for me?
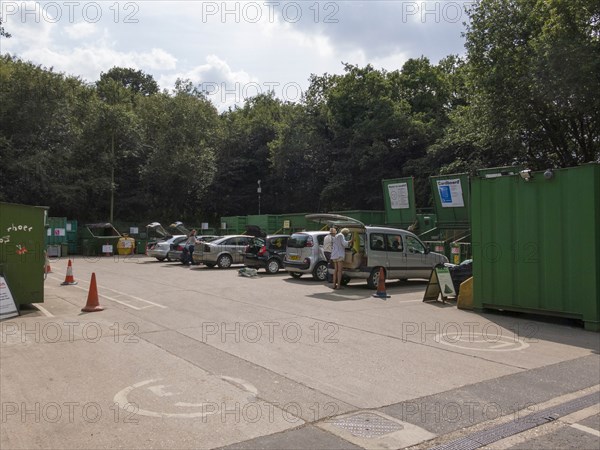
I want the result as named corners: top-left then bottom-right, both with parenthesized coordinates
top-left (317, 234), bottom-right (325, 246)
top-left (386, 235), bottom-right (403, 252)
top-left (406, 236), bottom-right (426, 254)
top-left (370, 233), bottom-right (385, 251)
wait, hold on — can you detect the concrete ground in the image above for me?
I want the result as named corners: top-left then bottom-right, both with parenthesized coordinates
top-left (1, 255), bottom-right (598, 449)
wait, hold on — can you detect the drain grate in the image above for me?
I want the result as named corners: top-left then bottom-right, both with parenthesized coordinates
top-left (330, 412), bottom-right (404, 438)
top-left (430, 391), bottom-right (600, 450)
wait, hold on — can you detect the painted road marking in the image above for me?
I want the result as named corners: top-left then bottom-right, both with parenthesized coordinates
top-left (33, 303), bottom-right (54, 317)
top-left (570, 423), bottom-right (600, 437)
top-left (48, 274), bottom-right (166, 310)
top-left (435, 332), bottom-right (530, 352)
top-left (113, 377), bottom-right (260, 419)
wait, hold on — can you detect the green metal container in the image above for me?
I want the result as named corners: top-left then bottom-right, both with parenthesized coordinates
top-left (246, 215), bottom-right (281, 234)
top-left (279, 213), bottom-right (320, 232)
top-left (46, 216), bottom-right (68, 246)
top-left (66, 219), bottom-right (78, 254)
top-left (220, 216), bottom-right (247, 234)
top-left (472, 164), bottom-right (600, 331)
top-left (0, 202), bottom-right (48, 305)
top-left (80, 223), bottom-right (122, 256)
top-left (430, 173), bottom-right (471, 228)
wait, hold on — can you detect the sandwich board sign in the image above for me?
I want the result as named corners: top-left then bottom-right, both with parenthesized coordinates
top-left (423, 266), bottom-right (456, 303)
top-left (0, 276), bottom-right (19, 320)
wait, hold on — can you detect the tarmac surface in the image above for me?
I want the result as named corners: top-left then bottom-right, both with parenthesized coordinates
top-left (1, 255), bottom-right (598, 449)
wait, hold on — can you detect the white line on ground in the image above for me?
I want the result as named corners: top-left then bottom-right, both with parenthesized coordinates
top-left (47, 275), bottom-right (165, 311)
top-left (33, 303), bottom-right (54, 317)
top-left (570, 423), bottom-right (600, 437)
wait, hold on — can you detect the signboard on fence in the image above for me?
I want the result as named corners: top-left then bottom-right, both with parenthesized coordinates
top-left (382, 177), bottom-right (417, 227)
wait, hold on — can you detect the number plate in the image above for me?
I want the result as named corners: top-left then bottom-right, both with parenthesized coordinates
top-left (289, 255), bottom-right (300, 261)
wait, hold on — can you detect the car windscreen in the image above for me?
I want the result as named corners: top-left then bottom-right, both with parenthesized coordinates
top-left (287, 234), bottom-right (310, 248)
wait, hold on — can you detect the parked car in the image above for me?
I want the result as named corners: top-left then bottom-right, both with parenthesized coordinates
top-left (145, 221), bottom-right (189, 262)
top-left (283, 231), bottom-right (329, 281)
top-left (306, 214), bottom-right (448, 288)
top-left (243, 235), bottom-right (289, 274)
top-left (193, 235), bottom-right (254, 268)
top-left (168, 235), bottom-right (219, 264)
top-left (147, 235), bottom-right (187, 262)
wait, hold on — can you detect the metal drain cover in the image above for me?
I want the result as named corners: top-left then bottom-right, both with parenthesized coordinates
top-left (330, 412), bottom-right (404, 438)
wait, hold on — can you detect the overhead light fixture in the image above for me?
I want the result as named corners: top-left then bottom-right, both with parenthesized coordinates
top-left (519, 169), bottom-right (532, 181)
top-left (544, 169), bottom-right (554, 180)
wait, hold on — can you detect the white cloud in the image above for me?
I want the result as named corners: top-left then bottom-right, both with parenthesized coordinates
top-left (1, 1), bottom-right (468, 109)
top-left (64, 22), bottom-right (97, 39)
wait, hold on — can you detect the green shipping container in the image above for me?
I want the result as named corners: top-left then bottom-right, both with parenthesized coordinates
top-left (246, 215), bottom-right (281, 234)
top-left (46, 216), bottom-right (68, 245)
top-left (220, 216), bottom-right (247, 234)
top-left (0, 202), bottom-right (48, 305)
top-left (472, 164), bottom-right (600, 331)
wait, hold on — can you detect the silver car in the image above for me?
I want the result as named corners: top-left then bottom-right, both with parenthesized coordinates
top-left (193, 235), bottom-right (254, 268)
top-left (145, 221), bottom-right (189, 261)
top-left (306, 214), bottom-right (448, 288)
top-left (147, 235), bottom-right (187, 261)
top-left (283, 231), bottom-right (329, 281)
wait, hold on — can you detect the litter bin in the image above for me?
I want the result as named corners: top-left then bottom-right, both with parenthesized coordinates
top-left (136, 240), bottom-right (147, 255)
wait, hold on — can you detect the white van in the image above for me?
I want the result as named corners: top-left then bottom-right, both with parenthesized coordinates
top-left (306, 214), bottom-right (448, 288)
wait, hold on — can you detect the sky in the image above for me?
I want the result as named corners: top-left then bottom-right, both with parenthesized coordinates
top-left (1, 1), bottom-right (474, 110)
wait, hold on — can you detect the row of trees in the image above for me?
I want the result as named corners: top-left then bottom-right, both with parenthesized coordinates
top-left (1, 0), bottom-right (598, 224)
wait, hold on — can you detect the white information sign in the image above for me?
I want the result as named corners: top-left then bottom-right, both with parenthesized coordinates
top-left (388, 182), bottom-right (410, 209)
top-left (0, 276), bottom-right (19, 320)
top-left (130, 227), bottom-right (139, 235)
top-left (201, 223), bottom-right (209, 230)
top-left (53, 228), bottom-right (66, 236)
top-left (437, 179), bottom-right (465, 208)
top-left (66, 223), bottom-right (72, 232)
top-left (102, 245), bottom-right (114, 253)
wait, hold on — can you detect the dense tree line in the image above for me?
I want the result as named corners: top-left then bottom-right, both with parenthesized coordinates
top-left (1, 0), bottom-right (598, 224)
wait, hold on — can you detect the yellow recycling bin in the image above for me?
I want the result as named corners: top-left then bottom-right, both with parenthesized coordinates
top-left (117, 235), bottom-right (136, 255)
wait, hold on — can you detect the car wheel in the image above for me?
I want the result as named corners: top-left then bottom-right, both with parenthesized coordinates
top-left (367, 267), bottom-right (384, 289)
top-left (266, 258), bottom-right (280, 274)
top-left (205, 263), bottom-right (215, 268)
top-left (217, 254), bottom-right (233, 269)
top-left (341, 275), bottom-right (350, 286)
top-left (156, 257), bottom-right (165, 262)
top-left (312, 261), bottom-right (328, 281)
top-left (290, 272), bottom-right (302, 279)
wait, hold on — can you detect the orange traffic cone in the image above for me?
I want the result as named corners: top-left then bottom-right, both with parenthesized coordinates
top-left (373, 267), bottom-right (390, 299)
top-left (61, 259), bottom-right (78, 285)
top-left (82, 273), bottom-right (103, 312)
top-left (44, 252), bottom-right (52, 274)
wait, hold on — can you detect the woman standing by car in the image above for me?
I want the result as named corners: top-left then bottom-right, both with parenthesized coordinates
top-left (183, 229), bottom-right (199, 265)
top-left (330, 228), bottom-right (352, 289)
